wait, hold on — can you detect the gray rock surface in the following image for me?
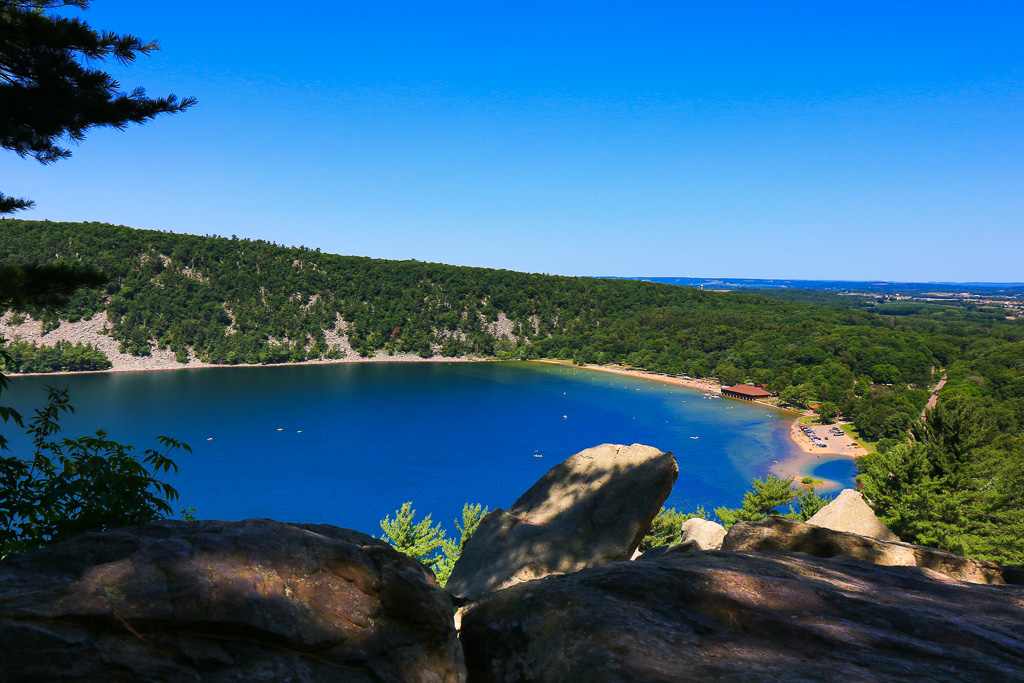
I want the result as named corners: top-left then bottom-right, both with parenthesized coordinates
top-left (723, 516), bottom-right (1004, 585)
top-left (460, 550), bottom-right (1024, 682)
top-left (806, 488), bottom-right (900, 541)
top-left (0, 519), bottom-right (465, 682)
top-left (679, 517), bottom-right (727, 550)
top-left (445, 443), bottom-right (678, 601)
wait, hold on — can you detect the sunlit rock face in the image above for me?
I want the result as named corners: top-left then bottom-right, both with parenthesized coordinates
top-left (460, 551), bottom-right (1024, 683)
top-left (0, 519), bottom-right (465, 682)
top-left (678, 517), bottom-right (727, 550)
top-left (445, 443), bottom-right (678, 602)
top-left (636, 518), bottom-right (728, 561)
top-left (723, 516), bottom-right (1004, 585)
top-left (806, 488), bottom-right (900, 542)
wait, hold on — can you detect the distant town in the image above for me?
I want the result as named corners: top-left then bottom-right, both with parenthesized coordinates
top-left (606, 277), bottom-right (1024, 320)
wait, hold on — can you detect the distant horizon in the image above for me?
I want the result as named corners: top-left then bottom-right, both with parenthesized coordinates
top-left (604, 276), bottom-right (1024, 288)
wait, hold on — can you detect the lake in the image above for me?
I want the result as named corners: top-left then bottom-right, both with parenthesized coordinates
top-left (3, 361), bottom-right (848, 536)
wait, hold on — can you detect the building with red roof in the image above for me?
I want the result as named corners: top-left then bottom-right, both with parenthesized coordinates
top-left (721, 384), bottom-right (773, 401)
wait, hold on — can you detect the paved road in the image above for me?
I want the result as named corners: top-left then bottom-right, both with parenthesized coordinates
top-left (922, 375), bottom-right (948, 419)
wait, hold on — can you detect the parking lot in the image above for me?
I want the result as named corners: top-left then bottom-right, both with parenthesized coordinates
top-left (791, 421), bottom-right (862, 456)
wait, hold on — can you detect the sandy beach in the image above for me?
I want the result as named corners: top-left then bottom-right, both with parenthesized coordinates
top-left (535, 360), bottom-right (725, 394)
top-left (769, 418), bottom-right (864, 489)
top-left (537, 360), bottom-right (862, 487)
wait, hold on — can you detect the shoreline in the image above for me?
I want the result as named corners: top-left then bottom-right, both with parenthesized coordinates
top-left (536, 360), bottom-right (859, 487)
top-left (7, 354), bottom-right (479, 378)
top-left (534, 359), bottom-right (728, 395)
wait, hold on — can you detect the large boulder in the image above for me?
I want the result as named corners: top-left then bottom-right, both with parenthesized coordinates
top-left (679, 517), bottom-right (727, 550)
top-left (0, 519), bottom-right (465, 682)
top-left (637, 518), bottom-right (727, 561)
top-left (806, 488), bottom-right (900, 541)
top-left (723, 516), bottom-right (1004, 585)
top-left (460, 551), bottom-right (1024, 682)
top-left (445, 443), bottom-right (678, 601)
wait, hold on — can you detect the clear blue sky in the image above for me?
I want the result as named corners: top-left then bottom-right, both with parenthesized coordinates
top-left (5, 1), bottom-right (1022, 281)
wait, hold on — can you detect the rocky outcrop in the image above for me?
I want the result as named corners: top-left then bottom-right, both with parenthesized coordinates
top-left (723, 516), bottom-right (1004, 585)
top-left (445, 443), bottom-right (678, 602)
top-left (806, 488), bottom-right (900, 541)
top-left (679, 517), bottom-right (727, 550)
top-left (460, 550), bottom-right (1024, 682)
top-left (637, 518), bottom-right (727, 560)
top-left (0, 519), bottom-right (465, 682)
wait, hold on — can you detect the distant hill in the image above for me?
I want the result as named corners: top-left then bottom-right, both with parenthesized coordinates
top-left (604, 275), bottom-right (1024, 295)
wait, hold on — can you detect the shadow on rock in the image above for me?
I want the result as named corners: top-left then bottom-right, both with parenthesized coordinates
top-left (461, 550), bottom-right (1024, 682)
top-left (0, 518), bottom-right (465, 682)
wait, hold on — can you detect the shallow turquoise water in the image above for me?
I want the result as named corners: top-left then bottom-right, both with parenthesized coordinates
top-left (4, 361), bottom-right (835, 536)
top-left (808, 457), bottom-right (860, 486)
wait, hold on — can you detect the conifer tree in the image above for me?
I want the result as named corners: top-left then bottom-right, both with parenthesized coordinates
top-left (638, 506), bottom-right (710, 551)
top-left (379, 502), bottom-right (447, 565)
top-left (433, 502), bottom-right (488, 585)
top-left (0, 0), bottom-right (195, 214)
top-left (715, 475), bottom-right (799, 529)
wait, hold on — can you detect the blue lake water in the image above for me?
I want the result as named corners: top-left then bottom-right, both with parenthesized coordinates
top-left (3, 361), bottom-right (843, 536)
top-left (808, 457), bottom-right (860, 486)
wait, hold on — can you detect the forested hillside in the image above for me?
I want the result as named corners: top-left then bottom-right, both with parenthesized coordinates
top-left (858, 341), bottom-right (1024, 563)
top-left (1, 219), bottom-right (1022, 562)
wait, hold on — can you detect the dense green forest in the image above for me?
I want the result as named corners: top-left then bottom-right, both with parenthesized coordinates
top-left (858, 342), bottom-right (1024, 563)
top-left (1, 340), bottom-right (111, 373)
top-left (1, 219), bottom-right (1022, 563)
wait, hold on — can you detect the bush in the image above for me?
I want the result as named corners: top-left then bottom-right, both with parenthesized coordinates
top-left (0, 386), bottom-right (188, 557)
top-left (380, 501), bottom-right (488, 586)
top-left (639, 506), bottom-right (709, 551)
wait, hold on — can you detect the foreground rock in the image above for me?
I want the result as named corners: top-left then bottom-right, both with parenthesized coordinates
top-left (723, 516), bottom-right (1004, 585)
top-left (445, 443), bottom-right (677, 601)
top-left (460, 551), bottom-right (1024, 682)
top-left (806, 488), bottom-right (900, 541)
top-left (0, 519), bottom-right (464, 682)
